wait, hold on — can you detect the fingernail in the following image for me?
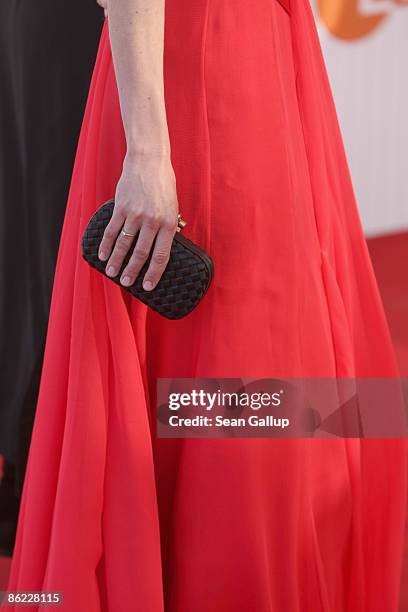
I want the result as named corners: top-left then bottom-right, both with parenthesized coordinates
top-left (99, 250), bottom-right (107, 260)
top-left (143, 280), bottom-right (153, 291)
top-left (121, 276), bottom-right (131, 286)
top-left (106, 266), bottom-right (116, 277)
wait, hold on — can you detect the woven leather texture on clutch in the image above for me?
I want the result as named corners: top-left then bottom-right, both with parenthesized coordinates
top-left (81, 200), bottom-right (214, 320)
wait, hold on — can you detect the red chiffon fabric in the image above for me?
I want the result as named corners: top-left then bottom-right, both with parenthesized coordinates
top-left (8, 1), bottom-right (407, 610)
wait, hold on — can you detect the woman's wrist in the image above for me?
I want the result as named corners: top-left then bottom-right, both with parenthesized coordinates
top-left (125, 141), bottom-right (171, 162)
top-left (125, 114), bottom-right (171, 161)
top-left (120, 87), bottom-right (170, 160)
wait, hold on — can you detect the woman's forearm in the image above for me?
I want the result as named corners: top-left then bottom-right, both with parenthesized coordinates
top-left (99, 0), bottom-right (179, 293)
top-left (107, 0), bottom-right (170, 158)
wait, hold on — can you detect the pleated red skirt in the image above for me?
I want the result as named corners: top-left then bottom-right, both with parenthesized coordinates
top-left (8, 1), bottom-right (407, 610)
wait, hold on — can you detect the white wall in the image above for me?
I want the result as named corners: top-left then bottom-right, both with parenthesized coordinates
top-left (314, 1), bottom-right (408, 236)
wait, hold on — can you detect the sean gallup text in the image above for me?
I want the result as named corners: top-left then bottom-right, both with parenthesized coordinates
top-left (168, 415), bottom-right (290, 429)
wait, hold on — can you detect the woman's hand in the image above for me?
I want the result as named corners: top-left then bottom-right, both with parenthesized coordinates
top-left (98, 151), bottom-right (179, 291)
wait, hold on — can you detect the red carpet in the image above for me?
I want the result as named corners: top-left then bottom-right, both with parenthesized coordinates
top-left (367, 231), bottom-right (408, 612)
top-left (0, 230), bottom-right (407, 605)
top-left (367, 231), bottom-right (408, 377)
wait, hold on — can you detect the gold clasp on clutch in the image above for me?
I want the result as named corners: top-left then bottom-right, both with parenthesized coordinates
top-left (177, 213), bottom-right (187, 232)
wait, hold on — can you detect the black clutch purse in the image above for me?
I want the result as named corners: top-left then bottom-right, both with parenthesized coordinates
top-left (81, 200), bottom-right (214, 320)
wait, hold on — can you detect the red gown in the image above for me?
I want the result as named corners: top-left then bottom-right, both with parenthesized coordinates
top-left (8, 1), bottom-right (407, 610)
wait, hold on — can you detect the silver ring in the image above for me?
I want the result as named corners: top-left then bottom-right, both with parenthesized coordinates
top-left (121, 228), bottom-right (137, 238)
